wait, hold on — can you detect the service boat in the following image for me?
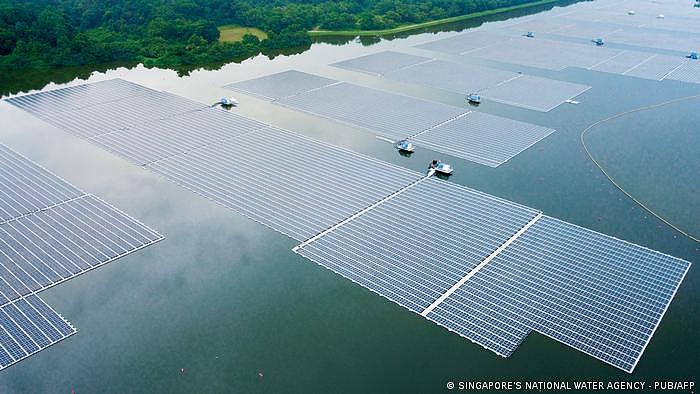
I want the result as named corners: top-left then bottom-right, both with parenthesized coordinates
top-left (428, 160), bottom-right (453, 175)
top-left (466, 93), bottom-right (481, 104)
top-left (217, 97), bottom-right (239, 107)
top-left (395, 139), bottom-right (415, 152)
top-left (592, 38), bottom-right (605, 46)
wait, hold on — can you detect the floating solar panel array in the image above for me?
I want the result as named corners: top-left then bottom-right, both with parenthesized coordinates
top-left (331, 52), bottom-right (591, 111)
top-left (276, 82), bottom-right (467, 140)
top-left (295, 177), bottom-right (691, 372)
top-left (6, 79), bottom-right (421, 241)
top-left (6, 79), bottom-right (691, 372)
top-left (6, 82), bottom-right (206, 139)
top-left (0, 143), bottom-right (163, 370)
top-left (226, 70), bottom-right (555, 165)
top-left (417, 27), bottom-right (700, 84)
top-left (0, 295), bottom-right (75, 370)
top-left (425, 216), bottom-right (690, 372)
top-left (149, 126), bottom-right (422, 240)
top-left (410, 112), bottom-right (554, 167)
top-left (331, 51), bottom-right (432, 75)
top-left (223, 70), bottom-right (338, 100)
top-left (414, 30), bottom-right (510, 55)
top-left (294, 178), bottom-right (540, 313)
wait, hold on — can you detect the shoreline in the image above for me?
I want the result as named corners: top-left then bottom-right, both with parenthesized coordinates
top-left (308, 0), bottom-right (563, 37)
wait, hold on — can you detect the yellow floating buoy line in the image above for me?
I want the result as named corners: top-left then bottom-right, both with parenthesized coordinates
top-left (580, 93), bottom-right (700, 244)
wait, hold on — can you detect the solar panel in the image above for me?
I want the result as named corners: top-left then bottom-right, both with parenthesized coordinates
top-left (6, 79), bottom-right (206, 139)
top-left (148, 126), bottom-right (423, 240)
top-left (426, 215), bottom-right (691, 372)
top-left (225, 70), bottom-right (556, 164)
top-left (588, 51), bottom-right (655, 74)
top-left (0, 295), bottom-right (76, 371)
top-left (0, 142), bottom-right (162, 370)
top-left (5, 79), bottom-right (153, 115)
top-left (606, 28), bottom-right (700, 54)
top-left (468, 37), bottom-right (623, 71)
top-left (415, 30), bottom-right (508, 54)
top-left (622, 54), bottom-right (687, 81)
top-left (0, 195), bottom-right (163, 305)
top-left (276, 82), bottom-right (467, 140)
top-left (664, 60), bottom-right (700, 84)
top-left (0, 145), bottom-right (82, 223)
top-left (410, 112), bottom-right (555, 167)
top-left (294, 178), bottom-right (540, 313)
top-left (6, 79), bottom-right (691, 372)
top-left (480, 75), bottom-right (591, 112)
top-left (387, 59), bottom-right (518, 95)
top-left (223, 70), bottom-right (339, 100)
top-left (331, 51), bottom-right (432, 75)
top-left (378, 57), bottom-right (590, 112)
top-left (92, 107), bottom-right (267, 165)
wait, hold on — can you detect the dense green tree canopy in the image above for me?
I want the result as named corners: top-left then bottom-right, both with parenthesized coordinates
top-left (0, 0), bottom-right (550, 70)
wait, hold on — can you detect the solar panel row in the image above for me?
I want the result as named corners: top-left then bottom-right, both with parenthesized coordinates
top-left (7, 84), bottom-right (205, 139)
top-left (0, 295), bottom-right (76, 370)
top-left (410, 111), bottom-right (554, 167)
top-left (149, 125), bottom-right (422, 240)
top-left (0, 142), bottom-right (163, 370)
top-left (414, 8), bottom-right (700, 84)
top-left (92, 107), bottom-right (267, 165)
top-left (224, 70), bottom-right (338, 100)
top-left (331, 53), bottom-right (591, 112)
top-left (331, 51), bottom-right (432, 75)
top-left (426, 215), bottom-right (691, 372)
top-left (0, 145), bottom-right (82, 223)
top-left (0, 195), bottom-right (163, 306)
top-left (294, 178), bottom-right (540, 313)
top-left (276, 81), bottom-right (468, 141)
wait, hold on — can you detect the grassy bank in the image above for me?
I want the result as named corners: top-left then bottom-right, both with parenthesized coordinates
top-left (218, 25), bottom-right (268, 42)
top-left (308, 0), bottom-right (561, 37)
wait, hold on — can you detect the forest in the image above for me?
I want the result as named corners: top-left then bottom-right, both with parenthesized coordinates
top-left (0, 0), bottom-right (559, 70)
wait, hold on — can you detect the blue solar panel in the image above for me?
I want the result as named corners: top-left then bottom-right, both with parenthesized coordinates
top-left (277, 81), bottom-right (468, 141)
top-left (6, 79), bottom-right (691, 373)
top-left (0, 145), bottom-right (82, 223)
top-left (0, 296), bottom-right (76, 370)
top-left (0, 195), bottom-right (163, 305)
top-left (295, 178), bottom-right (540, 313)
top-left (149, 126), bottom-right (422, 240)
top-left (0, 143), bottom-right (161, 371)
top-left (331, 51), bottom-right (432, 75)
top-left (224, 70), bottom-right (339, 100)
top-left (6, 79), bottom-right (205, 139)
top-left (426, 215), bottom-right (691, 372)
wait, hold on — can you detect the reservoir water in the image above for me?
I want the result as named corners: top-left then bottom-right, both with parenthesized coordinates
top-left (0, 1), bottom-right (698, 392)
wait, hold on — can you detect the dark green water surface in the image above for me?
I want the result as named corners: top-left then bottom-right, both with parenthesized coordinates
top-left (0, 2), bottom-right (698, 392)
